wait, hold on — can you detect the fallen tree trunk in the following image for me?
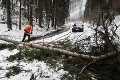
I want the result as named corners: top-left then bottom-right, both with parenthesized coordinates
top-left (0, 36), bottom-right (119, 62)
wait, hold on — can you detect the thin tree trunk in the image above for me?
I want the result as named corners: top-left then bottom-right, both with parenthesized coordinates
top-left (38, 0), bottom-right (43, 28)
top-left (35, 0), bottom-right (38, 22)
top-left (7, 0), bottom-right (12, 30)
top-left (11, 0), bottom-right (13, 10)
top-left (51, 0), bottom-right (55, 28)
top-left (27, 0), bottom-right (30, 21)
top-left (54, 0), bottom-right (57, 29)
top-left (19, 0), bottom-right (21, 30)
top-left (29, 0), bottom-right (33, 26)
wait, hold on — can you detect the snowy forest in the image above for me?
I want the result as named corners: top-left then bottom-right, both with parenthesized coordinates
top-left (0, 0), bottom-right (120, 80)
top-left (1, 0), bottom-right (69, 30)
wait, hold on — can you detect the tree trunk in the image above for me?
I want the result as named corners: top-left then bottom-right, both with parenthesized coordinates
top-left (29, 0), bottom-right (33, 26)
top-left (11, 0), bottom-right (13, 10)
top-left (19, 0), bottom-right (21, 30)
top-left (51, 0), bottom-right (55, 28)
top-left (7, 0), bottom-right (12, 30)
top-left (0, 36), bottom-right (119, 62)
top-left (54, 0), bottom-right (57, 30)
top-left (27, 0), bottom-right (30, 21)
top-left (38, 0), bottom-right (43, 27)
top-left (35, 0), bottom-right (38, 22)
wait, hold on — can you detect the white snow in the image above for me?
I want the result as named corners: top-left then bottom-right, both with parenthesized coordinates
top-left (0, 6), bottom-right (69, 80)
top-left (69, 0), bottom-right (87, 21)
top-left (0, 48), bottom-right (68, 80)
top-left (0, 1), bottom-right (120, 80)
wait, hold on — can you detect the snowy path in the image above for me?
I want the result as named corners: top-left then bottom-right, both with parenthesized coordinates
top-left (32, 22), bottom-right (94, 44)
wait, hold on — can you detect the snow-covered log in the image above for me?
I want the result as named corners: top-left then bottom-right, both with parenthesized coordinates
top-left (0, 36), bottom-right (119, 62)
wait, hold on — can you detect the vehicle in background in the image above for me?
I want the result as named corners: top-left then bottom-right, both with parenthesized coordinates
top-left (72, 23), bottom-right (84, 32)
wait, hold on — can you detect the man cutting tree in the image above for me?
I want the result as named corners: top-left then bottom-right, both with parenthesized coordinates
top-left (22, 25), bottom-right (33, 42)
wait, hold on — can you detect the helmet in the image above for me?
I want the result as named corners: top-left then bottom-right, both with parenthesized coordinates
top-left (28, 25), bottom-right (31, 28)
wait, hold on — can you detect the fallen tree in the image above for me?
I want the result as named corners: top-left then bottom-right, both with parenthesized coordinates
top-left (0, 36), bottom-right (119, 62)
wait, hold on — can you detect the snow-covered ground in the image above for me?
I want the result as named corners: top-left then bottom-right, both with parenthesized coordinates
top-left (0, 6), bottom-right (69, 80)
top-left (0, 10), bottom-right (94, 80)
top-left (0, 21), bottom-right (94, 80)
top-left (0, 20), bottom-right (70, 80)
top-left (0, 20), bottom-right (94, 44)
top-left (0, 6), bottom-right (93, 80)
top-left (1, 1), bottom-right (120, 79)
top-left (0, 49), bottom-right (68, 80)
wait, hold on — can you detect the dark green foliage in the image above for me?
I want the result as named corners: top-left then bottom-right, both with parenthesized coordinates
top-left (55, 0), bottom-right (70, 27)
top-left (4, 44), bottom-right (120, 79)
top-left (84, 0), bottom-right (104, 17)
top-left (87, 59), bottom-right (120, 80)
top-left (62, 57), bottom-right (120, 80)
top-left (62, 57), bottom-right (92, 80)
top-left (2, 0), bottom-right (70, 30)
top-left (63, 57), bottom-right (85, 74)
top-left (6, 45), bottom-right (90, 79)
top-left (0, 44), bottom-right (16, 50)
top-left (7, 47), bottom-right (63, 68)
top-left (21, 0), bottom-right (69, 28)
top-left (5, 66), bottom-right (22, 78)
top-left (0, 44), bottom-right (8, 50)
top-left (7, 51), bottom-right (24, 61)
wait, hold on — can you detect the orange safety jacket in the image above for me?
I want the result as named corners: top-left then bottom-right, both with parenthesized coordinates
top-left (24, 25), bottom-right (32, 34)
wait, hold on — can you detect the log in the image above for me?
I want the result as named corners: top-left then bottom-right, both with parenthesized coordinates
top-left (0, 36), bottom-right (119, 62)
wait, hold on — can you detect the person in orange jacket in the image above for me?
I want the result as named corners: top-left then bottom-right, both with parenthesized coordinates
top-left (22, 25), bottom-right (33, 42)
